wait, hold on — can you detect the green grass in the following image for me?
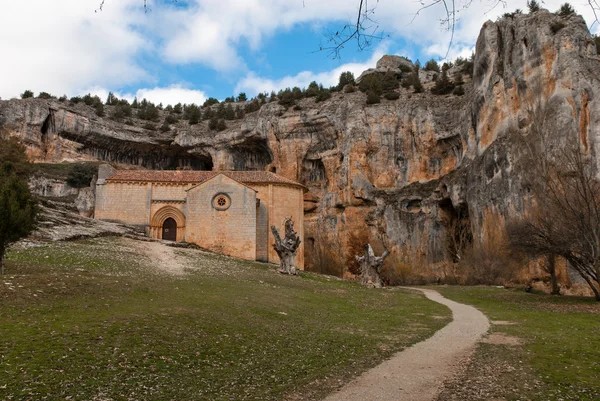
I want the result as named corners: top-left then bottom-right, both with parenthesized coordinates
top-left (0, 238), bottom-right (451, 401)
top-left (437, 286), bottom-right (600, 401)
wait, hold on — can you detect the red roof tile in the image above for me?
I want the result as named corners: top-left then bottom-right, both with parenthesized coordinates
top-left (106, 170), bottom-right (306, 190)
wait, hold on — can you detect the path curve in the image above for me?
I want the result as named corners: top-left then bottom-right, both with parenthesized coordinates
top-left (323, 288), bottom-right (489, 401)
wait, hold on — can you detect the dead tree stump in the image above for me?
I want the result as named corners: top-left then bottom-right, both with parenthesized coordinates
top-left (271, 217), bottom-right (301, 275)
top-left (357, 244), bottom-right (390, 288)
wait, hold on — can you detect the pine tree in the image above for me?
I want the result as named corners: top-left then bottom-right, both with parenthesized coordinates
top-left (0, 134), bottom-right (37, 275)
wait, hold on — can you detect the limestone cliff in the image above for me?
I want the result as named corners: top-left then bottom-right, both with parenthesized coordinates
top-left (1, 10), bottom-right (599, 279)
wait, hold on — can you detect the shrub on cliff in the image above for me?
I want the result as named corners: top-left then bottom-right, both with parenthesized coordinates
top-left (315, 89), bottom-right (332, 103)
top-left (95, 102), bottom-right (105, 117)
top-left (358, 74), bottom-right (383, 95)
top-left (21, 90), bottom-right (34, 99)
top-left (66, 163), bottom-right (97, 188)
top-left (366, 91), bottom-right (380, 104)
top-left (527, 0), bottom-right (540, 13)
top-left (244, 99), bottom-right (261, 113)
top-left (111, 103), bottom-right (132, 121)
top-left (384, 92), bottom-right (400, 100)
top-left (184, 104), bottom-right (201, 125)
top-left (105, 92), bottom-right (118, 106)
top-left (424, 59), bottom-right (440, 72)
top-left (203, 97), bottom-right (219, 107)
top-left (37, 92), bottom-right (54, 100)
top-left (558, 3), bottom-right (575, 16)
top-left (595, 35), bottom-right (600, 54)
top-left (236, 92), bottom-right (247, 102)
top-left (337, 71), bottom-right (355, 90)
top-left (344, 83), bottom-right (356, 93)
top-left (431, 70), bottom-right (455, 95)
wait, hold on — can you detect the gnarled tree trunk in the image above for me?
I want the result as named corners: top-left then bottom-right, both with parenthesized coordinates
top-left (271, 217), bottom-right (301, 275)
top-left (357, 244), bottom-right (389, 288)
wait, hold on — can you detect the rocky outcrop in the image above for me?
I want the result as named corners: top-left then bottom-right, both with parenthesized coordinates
top-left (2, 11), bottom-right (599, 280)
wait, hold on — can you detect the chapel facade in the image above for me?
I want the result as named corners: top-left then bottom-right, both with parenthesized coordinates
top-left (94, 165), bottom-right (306, 268)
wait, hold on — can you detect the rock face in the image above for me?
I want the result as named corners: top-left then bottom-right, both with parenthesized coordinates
top-left (2, 11), bottom-right (599, 280)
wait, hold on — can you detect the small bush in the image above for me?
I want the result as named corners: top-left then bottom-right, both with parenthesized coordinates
top-left (337, 71), bottom-right (355, 90)
top-left (95, 102), bottom-right (105, 117)
top-left (165, 114), bottom-right (178, 124)
top-left (111, 103), bottom-right (132, 120)
top-left (424, 59), bottom-right (440, 72)
top-left (58, 95), bottom-right (68, 102)
top-left (37, 92), bottom-right (54, 99)
top-left (216, 118), bottom-right (227, 131)
top-left (558, 3), bottom-right (575, 17)
top-left (21, 90), bottom-right (34, 99)
top-left (203, 97), bottom-right (219, 107)
top-left (399, 64), bottom-right (412, 73)
top-left (208, 117), bottom-right (218, 130)
top-left (160, 121), bottom-right (170, 132)
top-left (315, 90), bottom-right (331, 103)
top-left (527, 0), bottom-right (540, 13)
top-left (236, 92), bottom-right (247, 102)
top-left (293, 104), bottom-right (302, 111)
top-left (366, 91), bottom-right (381, 105)
top-left (344, 84), bottom-right (356, 93)
top-left (431, 70), bottom-right (455, 95)
top-left (358, 74), bottom-right (383, 95)
top-left (66, 164), bottom-right (97, 188)
top-left (384, 92), bottom-right (400, 100)
top-left (595, 35), bottom-right (600, 54)
top-left (244, 99), bottom-right (261, 113)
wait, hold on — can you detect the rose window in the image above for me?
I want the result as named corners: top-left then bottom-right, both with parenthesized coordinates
top-left (212, 193), bottom-right (231, 210)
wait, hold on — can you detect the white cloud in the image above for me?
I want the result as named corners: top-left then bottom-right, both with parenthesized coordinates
top-left (0, 0), bottom-right (150, 100)
top-left (234, 44), bottom-right (388, 96)
top-left (133, 85), bottom-right (208, 106)
top-left (85, 84), bottom-right (207, 106)
top-left (156, 0), bottom-right (600, 69)
top-left (1, 0), bottom-right (598, 101)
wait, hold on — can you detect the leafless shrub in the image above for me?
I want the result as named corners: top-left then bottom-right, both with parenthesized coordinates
top-left (507, 105), bottom-right (600, 300)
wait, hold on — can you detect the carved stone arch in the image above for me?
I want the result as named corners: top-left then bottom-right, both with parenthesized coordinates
top-left (150, 205), bottom-right (186, 242)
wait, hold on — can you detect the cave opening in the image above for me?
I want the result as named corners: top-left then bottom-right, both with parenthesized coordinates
top-left (230, 137), bottom-right (273, 171)
top-left (438, 198), bottom-right (472, 263)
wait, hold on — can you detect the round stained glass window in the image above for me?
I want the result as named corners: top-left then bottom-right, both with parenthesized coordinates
top-left (212, 193), bottom-right (231, 211)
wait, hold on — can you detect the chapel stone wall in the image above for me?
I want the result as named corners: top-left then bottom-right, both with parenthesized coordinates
top-left (252, 184), bottom-right (305, 269)
top-left (186, 175), bottom-right (257, 261)
top-left (95, 182), bottom-right (150, 226)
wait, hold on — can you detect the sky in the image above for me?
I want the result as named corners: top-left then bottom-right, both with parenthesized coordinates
top-left (1, 0), bottom-right (598, 106)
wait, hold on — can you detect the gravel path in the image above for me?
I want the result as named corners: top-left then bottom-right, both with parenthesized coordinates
top-left (323, 288), bottom-right (489, 401)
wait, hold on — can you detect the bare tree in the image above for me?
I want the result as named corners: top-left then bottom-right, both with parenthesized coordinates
top-left (271, 217), bottom-right (301, 275)
top-left (356, 244), bottom-right (389, 287)
top-left (507, 107), bottom-right (600, 300)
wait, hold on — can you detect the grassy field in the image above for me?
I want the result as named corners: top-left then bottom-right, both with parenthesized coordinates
top-left (436, 286), bottom-right (600, 401)
top-left (0, 237), bottom-right (450, 401)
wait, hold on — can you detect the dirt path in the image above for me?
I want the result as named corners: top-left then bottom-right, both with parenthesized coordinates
top-left (323, 288), bottom-right (489, 401)
top-left (132, 240), bottom-right (188, 275)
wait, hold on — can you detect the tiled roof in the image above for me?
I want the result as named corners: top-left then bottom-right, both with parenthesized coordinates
top-left (106, 170), bottom-right (306, 189)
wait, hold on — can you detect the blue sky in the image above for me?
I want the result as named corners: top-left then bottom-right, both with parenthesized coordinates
top-left (1, 0), bottom-right (598, 106)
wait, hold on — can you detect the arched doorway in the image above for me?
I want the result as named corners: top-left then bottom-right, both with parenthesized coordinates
top-left (162, 217), bottom-right (177, 241)
top-left (150, 206), bottom-right (186, 242)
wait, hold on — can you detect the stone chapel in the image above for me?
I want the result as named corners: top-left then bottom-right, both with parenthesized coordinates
top-left (94, 165), bottom-right (307, 268)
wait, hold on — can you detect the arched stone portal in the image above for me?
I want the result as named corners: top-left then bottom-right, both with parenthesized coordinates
top-left (162, 218), bottom-right (177, 241)
top-left (150, 206), bottom-right (186, 242)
